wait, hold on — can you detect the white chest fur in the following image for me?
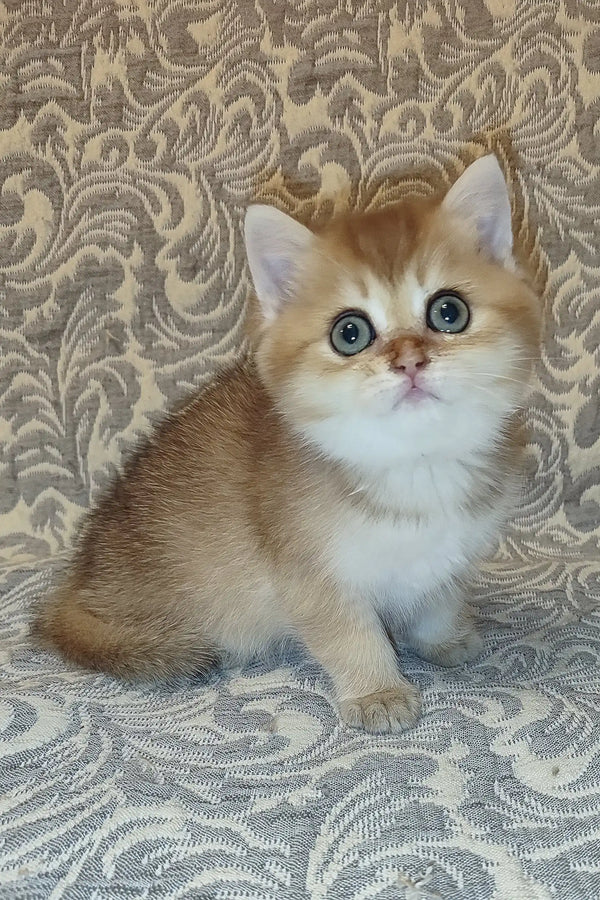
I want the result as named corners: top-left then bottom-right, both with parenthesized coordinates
top-left (302, 397), bottom-right (517, 611)
top-left (325, 458), bottom-right (506, 610)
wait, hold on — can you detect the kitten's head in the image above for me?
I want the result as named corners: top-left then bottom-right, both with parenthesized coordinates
top-left (245, 156), bottom-right (541, 466)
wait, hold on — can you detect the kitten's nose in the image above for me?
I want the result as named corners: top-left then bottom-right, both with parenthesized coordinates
top-left (395, 358), bottom-right (428, 380)
top-left (388, 338), bottom-right (430, 380)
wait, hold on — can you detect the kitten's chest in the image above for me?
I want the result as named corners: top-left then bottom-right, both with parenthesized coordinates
top-left (325, 463), bottom-right (504, 601)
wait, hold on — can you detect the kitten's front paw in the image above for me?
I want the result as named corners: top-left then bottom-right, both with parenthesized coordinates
top-left (340, 683), bottom-right (421, 734)
top-left (416, 626), bottom-right (483, 668)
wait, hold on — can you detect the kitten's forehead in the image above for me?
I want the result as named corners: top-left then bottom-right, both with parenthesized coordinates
top-left (342, 264), bottom-right (446, 334)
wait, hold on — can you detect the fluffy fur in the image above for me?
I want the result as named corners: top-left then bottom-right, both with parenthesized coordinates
top-left (34, 156), bottom-right (541, 733)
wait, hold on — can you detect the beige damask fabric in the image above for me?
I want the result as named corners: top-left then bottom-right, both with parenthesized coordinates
top-left (1, 2), bottom-right (600, 899)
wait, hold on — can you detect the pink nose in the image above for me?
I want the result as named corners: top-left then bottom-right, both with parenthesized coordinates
top-left (392, 358), bottom-right (428, 380)
top-left (386, 335), bottom-right (431, 379)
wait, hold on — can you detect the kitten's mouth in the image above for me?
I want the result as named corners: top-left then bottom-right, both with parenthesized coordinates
top-left (394, 384), bottom-right (439, 408)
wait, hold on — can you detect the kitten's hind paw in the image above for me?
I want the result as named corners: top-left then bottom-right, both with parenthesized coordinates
top-left (415, 627), bottom-right (484, 668)
top-left (339, 682), bottom-right (421, 734)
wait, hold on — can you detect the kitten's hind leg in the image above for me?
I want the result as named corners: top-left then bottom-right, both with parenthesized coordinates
top-left (287, 581), bottom-right (421, 733)
top-left (33, 580), bottom-right (219, 682)
top-left (407, 593), bottom-right (483, 667)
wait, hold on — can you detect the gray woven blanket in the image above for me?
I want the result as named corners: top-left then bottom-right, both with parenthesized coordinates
top-left (1, 2), bottom-right (599, 898)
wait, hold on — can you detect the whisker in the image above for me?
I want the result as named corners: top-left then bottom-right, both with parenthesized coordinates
top-left (466, 382), bottom-right (514, 403)
top-left (502, 356), bottom-right (578, 363)
top-left (465, 372), bottom-right (532, 387)
top-left (449, 378), bottom-right (526, 412)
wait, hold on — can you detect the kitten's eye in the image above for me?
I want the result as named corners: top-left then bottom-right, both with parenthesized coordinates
top-left (426, 292), bottom-right (470, 334)
top-left (330, 312), bottom-right (375, 356)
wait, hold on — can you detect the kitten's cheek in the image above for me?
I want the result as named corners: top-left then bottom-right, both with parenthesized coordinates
top-left (372, 385), bottom-right (402, 415)
top-left (428, 374), bottom-right (459, 402)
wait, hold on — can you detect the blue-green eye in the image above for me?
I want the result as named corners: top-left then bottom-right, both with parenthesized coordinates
top-left (330, 311), bottom-right (375, 356)
top-left (426, 292), bottom-right (470, 334)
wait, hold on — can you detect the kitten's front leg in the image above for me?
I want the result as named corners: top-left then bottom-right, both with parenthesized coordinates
top-left (289, 584), bottom-right (421, 733)
top-left (407, 593), bottom-right (483, 667)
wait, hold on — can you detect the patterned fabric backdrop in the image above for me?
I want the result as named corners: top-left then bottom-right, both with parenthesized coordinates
top-left (1, 2), bottom-right (599, 898)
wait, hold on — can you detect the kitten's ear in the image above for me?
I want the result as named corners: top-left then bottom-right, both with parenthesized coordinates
top-left (442, 155), bottom-right (514, 267)
top-left (244, 205), bottom-right (314, 319)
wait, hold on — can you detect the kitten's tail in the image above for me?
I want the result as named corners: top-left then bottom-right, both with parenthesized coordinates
top-left (32, 584), bottom-right (218, 682)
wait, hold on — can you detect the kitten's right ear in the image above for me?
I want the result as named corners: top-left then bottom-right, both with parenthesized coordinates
top-left (244, 205), bottom-right (314, 319)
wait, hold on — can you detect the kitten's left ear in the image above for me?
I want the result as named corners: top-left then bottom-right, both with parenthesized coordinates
top-left (244, 205), bottom-right (315, 319)
top-left (442, 155), bottom-right (514, 267)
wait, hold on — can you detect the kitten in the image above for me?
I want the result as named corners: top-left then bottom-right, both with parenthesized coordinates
top-left (34, 155), bottom-right (541, 733)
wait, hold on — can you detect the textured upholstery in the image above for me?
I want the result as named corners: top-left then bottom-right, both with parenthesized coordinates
top-left (1, 3), bottom-right (599, 897)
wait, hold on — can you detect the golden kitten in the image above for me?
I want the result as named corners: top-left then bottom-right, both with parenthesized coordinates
top-left (34, 155), bottom-right (541, 733)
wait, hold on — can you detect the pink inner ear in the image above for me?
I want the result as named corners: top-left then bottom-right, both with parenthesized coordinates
top-left (476, 212), bottom-right (507, 260)
top-left (264, 255), bottom-right (293, 298)
top-left (442, 156), bottom-right (513, 266)
top-left (244, 204), bottom-right (314, 319)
